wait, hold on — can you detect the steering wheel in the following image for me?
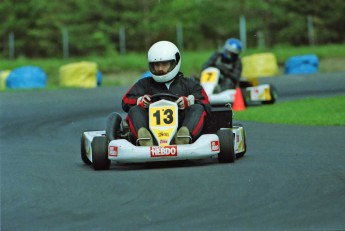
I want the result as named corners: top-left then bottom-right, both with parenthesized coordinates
top-left (150, 93), bottom-right (179, 102)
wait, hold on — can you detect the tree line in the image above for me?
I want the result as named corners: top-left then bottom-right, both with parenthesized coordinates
top-left (1, 0), bottom-right (344, 58)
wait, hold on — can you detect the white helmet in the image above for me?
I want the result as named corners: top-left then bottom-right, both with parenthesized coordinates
top-left (148, 41), bottom-right (181, 83)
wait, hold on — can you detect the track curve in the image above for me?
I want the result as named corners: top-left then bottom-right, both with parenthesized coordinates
top-left (1, 73), bottom-right (345, 231)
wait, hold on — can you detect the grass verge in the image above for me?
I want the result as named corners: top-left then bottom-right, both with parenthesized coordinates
top-left (233, 95), bottom-right (345, 126)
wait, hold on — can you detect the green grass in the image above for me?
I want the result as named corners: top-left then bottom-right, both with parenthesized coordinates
top-left (233, 95), bottom-right (345, 126)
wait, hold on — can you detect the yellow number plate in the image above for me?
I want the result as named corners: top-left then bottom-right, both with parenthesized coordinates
top-left (200, 70), bottom-right (217, 83)
top-left (149, 106), bottom-right (177, 127)
top-left (149, 105), bottom-right (177, 146)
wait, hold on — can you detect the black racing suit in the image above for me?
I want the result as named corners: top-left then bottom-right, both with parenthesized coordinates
top-left (202, 52), bottom-right (242, 90)
top-left (122, 72), bottom-right (210, 141)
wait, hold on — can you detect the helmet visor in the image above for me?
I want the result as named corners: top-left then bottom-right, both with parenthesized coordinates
top-left (149, 60), bottom-right (177, 76)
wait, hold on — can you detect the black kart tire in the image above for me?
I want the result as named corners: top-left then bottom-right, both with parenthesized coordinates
top-left (240, 88), bottom-right (249, 106)
top-left (81, 134), bottom-right (92, 165)
top-left (106, 112), bottom-right (122, 141)
top-left (92, 136), bottom-right (110, 170)
top-left (217, 129), bottom-right (235, 163)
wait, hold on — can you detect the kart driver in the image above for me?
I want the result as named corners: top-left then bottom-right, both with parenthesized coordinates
top-left (122, 41), bottom-right (210, 146)
top-left (202, 38), bottom-right (242, 90)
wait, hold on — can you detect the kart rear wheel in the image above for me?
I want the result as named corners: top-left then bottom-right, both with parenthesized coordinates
top-left (106, 112), bottom-right (122, 141)
top-left (217, 129), bottom-right (235, 163)
top-left (240, 88), bottom-right (249, 106)
top-left (92, 136), bottom-right (110, 170)
top-left (81, 133), bottom-right (91, 165)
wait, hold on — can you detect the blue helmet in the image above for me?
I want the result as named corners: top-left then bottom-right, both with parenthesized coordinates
top-left (223, 38), bottom-right (242, 59)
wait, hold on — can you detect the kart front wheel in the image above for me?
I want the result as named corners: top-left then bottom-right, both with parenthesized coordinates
top-left (92, 136), bottom-right (110, 170)
top-left (217, 129), bottom-right (235, 163)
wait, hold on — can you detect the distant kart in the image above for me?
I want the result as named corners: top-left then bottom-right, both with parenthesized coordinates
top-left (200, 67), bottom-right (277, 106)
top-left (81, 93), bottom-right (247, 170)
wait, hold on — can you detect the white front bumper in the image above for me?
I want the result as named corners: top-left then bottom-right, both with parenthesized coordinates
top-left (108, 134), bottom-right (220, 163)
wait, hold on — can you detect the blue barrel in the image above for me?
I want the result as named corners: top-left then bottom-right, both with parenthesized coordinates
top-left (285, 54), bottom-right (319, 74)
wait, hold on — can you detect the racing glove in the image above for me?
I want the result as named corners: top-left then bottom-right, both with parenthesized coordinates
top-left (137, 95), bottom-right (152, 108)
top-left (176, 95), bottom-right (195, 110)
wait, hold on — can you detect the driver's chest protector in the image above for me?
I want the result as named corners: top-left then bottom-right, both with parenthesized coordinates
top-left (143, 74), bottom-right (198, 96)
top-left (215, 57), bottom-right (234, 77)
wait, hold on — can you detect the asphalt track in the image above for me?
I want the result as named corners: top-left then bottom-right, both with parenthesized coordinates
top-left (1, 72), bottom-right (345, 231)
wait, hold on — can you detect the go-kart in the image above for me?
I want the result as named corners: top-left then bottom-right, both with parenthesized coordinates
top-left (81, 93), bottom-right (246, 170)
top-left (200, 67), bottom-right (277, 106)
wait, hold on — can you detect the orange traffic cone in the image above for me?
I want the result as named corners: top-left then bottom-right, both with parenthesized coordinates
top-left (233, 87), bottom-right (246, 111)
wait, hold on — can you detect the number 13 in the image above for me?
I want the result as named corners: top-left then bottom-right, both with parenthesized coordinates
top-left (152, 109), bottom-right (174, 125)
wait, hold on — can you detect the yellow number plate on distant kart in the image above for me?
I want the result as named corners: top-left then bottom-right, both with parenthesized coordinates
top-left (200, 70), bottom-right (217, 83)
